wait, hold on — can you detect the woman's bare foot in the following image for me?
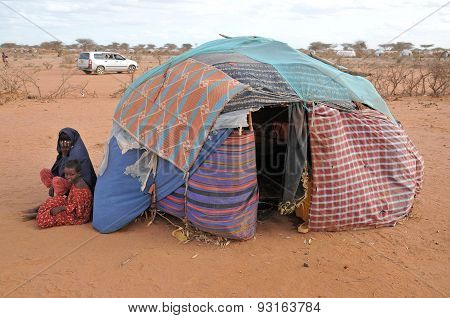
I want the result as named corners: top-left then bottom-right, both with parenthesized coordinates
top-left (22, 206), bottom-right (39, 214)
top-left (21, 206), bottom-right (39, 221)
top-left (21, 212), bottom-right (37, 222)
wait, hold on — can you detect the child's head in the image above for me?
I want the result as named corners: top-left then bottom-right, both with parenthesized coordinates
top-left (64, 160), bottom-right (82, 183)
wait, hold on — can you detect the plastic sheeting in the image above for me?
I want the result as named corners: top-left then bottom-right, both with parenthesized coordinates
top-left (212, 109), bottom-right (250, 130)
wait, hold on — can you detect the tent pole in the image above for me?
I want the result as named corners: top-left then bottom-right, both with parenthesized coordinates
top-left (248, 112), bottom-right (254, 132)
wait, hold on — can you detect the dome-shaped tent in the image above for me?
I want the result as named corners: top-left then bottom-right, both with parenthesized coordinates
top-left (92, 36), bottom-right (423, 240)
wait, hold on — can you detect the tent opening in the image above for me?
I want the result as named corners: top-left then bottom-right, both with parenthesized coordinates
top-left (253, 106), bottom-right (290, 204)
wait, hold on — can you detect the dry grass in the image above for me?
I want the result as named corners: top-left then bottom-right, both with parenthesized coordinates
top-left (110, 82), bottom-right (128, 98)
top-left (0, 67), bottom-right (97, 104)
top-left (43, 62), bottom-right (53, 70)
top-left (334, 57), bottom-right (450, 98)
top-left (136, 209), bottom-right (231, 246)
top-left (1, 54), bottom-right (448, 106)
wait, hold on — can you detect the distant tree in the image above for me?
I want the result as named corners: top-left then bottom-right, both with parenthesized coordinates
top-left (341, 42), bottom-right (353, 50)
top-left (308, 41), bottom-right (333, 51)
top-left (76, 38), bottom-right (96, 50)
top-left (111, 42), bottom-right (120, 50)
top-left (420, 44), bottom-right (434, 49)
top-left (146, 44), bottom-right (156, 51)
top-left (119, 42), bottom-right (129, 51)
top-left (1, 42), bottom-right (18, 48)
top-left (65, 43), bottom-right (79, 50)
top-left (181, 43), bottom-right (193, 52)
top-left (133, 44), bottom-right (146, 52)
top-left (379, 43), bottom-right (393, 51)
top-left (391, 42), bottom-right (414, 51)
top-left (163, 43), bottom-right (178, 51)
top-left (351, 40), bottom-right (367, 50)
top-left (40, 41), bottom-right (63, 56)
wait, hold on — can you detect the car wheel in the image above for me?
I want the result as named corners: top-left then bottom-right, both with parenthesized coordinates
top-left (128, 65), bottom-right (136, 73)
top-left (96, 66), bottom-right (105, 75)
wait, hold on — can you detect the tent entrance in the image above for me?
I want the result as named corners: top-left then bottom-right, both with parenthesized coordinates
top-left (252, 104), bottom-right (308, 218)
top-left (253, 106), bottom-right (289, 202)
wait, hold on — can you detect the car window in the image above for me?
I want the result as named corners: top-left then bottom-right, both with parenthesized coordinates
top-left (114, 54), bottom-right (125, 60)
top-left (94, 53), bottom-right (105, 59)
top-left (79, 53), bottom-right (89, 60)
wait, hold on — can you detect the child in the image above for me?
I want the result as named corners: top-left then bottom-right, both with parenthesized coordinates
top-left (36, 160), bottom-right (93, 229)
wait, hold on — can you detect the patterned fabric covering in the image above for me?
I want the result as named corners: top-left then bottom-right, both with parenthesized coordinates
top-left (158, 130), bottom-right (259, 240)
top-left (308, 104), bottom-right (424, 231)
top-left (114, 58), bottom-right (247, 172)
top-left (214, 62), bottom-right (301, 113)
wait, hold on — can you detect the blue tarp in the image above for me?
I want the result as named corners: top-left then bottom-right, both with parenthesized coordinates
top-left (92, 137), bottom-right (150, 233)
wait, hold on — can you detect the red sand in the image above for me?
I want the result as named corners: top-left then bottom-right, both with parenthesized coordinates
top-left (0, 64), bottom-right (449, 297)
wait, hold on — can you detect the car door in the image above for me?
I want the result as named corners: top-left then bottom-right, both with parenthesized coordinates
top-left (114, 54), bottom-right (128, 71)
top-left (94, 53), bottom-right (111, 71)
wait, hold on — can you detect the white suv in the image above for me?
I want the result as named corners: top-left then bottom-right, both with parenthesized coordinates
top-left (77, 52), bottom-right (138, 75)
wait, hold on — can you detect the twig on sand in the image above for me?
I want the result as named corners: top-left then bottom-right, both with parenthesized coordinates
top-left (120, 252), bottom-right (140, 267)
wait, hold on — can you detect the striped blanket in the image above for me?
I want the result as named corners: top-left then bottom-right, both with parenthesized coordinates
top-left (308, 104), bottom-right (424, 231)
top-left (158, 130), bottom-right (259, 240)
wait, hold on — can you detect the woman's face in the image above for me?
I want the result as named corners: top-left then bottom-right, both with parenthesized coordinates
top-left (59, 133), bottom-right (72, 146)
top-left (64, 167), bottom-right (80, 184)
top-left (59, 139), bottom-right (72, 148)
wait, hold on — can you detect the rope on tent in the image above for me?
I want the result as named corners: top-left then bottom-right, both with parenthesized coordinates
top-left (248, 112), bottom-right (254, 132)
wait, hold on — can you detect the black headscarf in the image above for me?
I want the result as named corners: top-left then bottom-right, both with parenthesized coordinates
top-left (51, 128), bottom-right (97, 191)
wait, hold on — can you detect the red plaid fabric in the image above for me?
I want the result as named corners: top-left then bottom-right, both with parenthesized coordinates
top-left (308, 104), bottom-right (424, 231)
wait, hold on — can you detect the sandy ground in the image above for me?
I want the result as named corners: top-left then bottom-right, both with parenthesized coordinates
top-left (0, 61), bottom-right (449, 298)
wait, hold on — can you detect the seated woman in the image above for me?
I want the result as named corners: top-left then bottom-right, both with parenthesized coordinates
top-left (45, 127), bottom-right (97, 194)
top-left (35, 160), bottom-right (93, 229)
top-left (22, 128), bottom-right (96, 219)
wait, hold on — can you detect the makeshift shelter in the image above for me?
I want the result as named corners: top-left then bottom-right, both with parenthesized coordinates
top-left (93, 36), bottom-right (423, 240)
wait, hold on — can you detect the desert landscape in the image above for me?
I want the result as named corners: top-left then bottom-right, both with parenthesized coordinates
top-left (0, 53), bottom-right (449, 298)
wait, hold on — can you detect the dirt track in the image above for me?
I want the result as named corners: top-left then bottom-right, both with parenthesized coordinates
top-left (0, 63), bottom-right (449, 297)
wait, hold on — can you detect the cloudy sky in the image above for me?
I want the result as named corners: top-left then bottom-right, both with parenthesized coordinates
top-left (1, 0), bottom-right (449, 49)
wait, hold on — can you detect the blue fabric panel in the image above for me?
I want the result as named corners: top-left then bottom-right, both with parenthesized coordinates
top-left (92, 137), bottom-right (151, 233)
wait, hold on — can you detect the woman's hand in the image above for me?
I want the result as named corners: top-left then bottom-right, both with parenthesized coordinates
top-left (50, 206), bottom-right (65, 216)
top-left (60, 140), bottom-right (72, 157)
top-left (48, 186), bottom-right (54, 197)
